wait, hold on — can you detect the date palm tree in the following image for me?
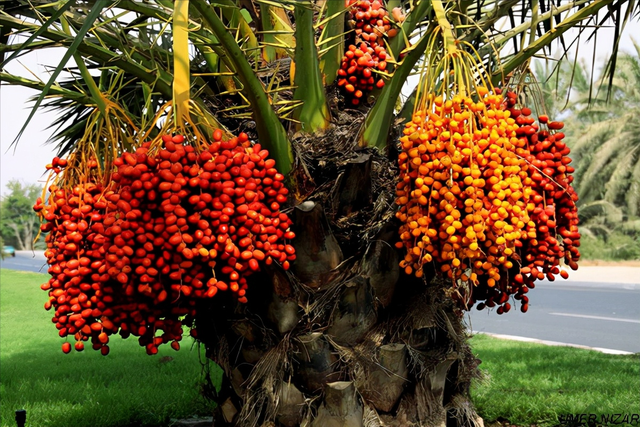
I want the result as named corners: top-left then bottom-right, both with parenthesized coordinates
top-left (1, 1), bottom-right (637, 425)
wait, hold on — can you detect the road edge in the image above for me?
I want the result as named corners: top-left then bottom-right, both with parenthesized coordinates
top-left (472, 331), bottom-right (634, 355)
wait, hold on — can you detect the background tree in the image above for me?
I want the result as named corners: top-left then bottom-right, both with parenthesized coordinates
top-left (1, 1), bottom-right (638, 426)
top-left (0, 180), bottom-right (43, 250)
top-left (535, 46), bottom-right (640, 256)
top-left (567, 44), bottom-right (640, 218)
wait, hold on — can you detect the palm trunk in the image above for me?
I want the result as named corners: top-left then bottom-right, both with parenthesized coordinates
top-left (9, 223), bottom-right (26, 250)
top-left (194, 121), bottom-right (482, 427)
top-left (22, 218), bottom-right (35, 250)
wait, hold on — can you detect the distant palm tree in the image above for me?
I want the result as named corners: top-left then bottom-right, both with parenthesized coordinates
top-left (566, 42), bottom-right (640, 217)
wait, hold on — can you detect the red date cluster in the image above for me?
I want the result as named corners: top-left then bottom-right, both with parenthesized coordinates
top-left (475, 91), bottom-right (580, 314)
top-left (34, 131), bottom-right (296, 354)
top-left (338, 0), bottom-right (399, 105)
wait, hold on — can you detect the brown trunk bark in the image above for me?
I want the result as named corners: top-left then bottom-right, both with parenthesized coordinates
top-left (194, 133), bottom-right (482, 427)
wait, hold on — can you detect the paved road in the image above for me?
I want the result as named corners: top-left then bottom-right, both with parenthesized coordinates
top-left (3, 252), bottom-right (639, 353)
top-left (0, 250), bottom-right (48, 273)
top-left (468, 280), bottom-right (640, 353)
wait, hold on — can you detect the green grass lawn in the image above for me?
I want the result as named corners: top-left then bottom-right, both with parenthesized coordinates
top-left (0, 269), bottom-right (218, 427)
top-left (470, 334), bottom-right (640, 426)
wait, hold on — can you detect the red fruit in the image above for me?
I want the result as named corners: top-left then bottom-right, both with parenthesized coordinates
top-left (548, 121), bottom-right (564, 130)
top-left (98, 332), bottom-right (109, 344)
top-left (62, 342), bottom-right (71, 354)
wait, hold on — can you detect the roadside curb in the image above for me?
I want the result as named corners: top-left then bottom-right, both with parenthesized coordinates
top-left (472, 331), bottom-right (634, 355)
top-left (560, 266), bottom-right (640, 285)
top-left (15, 250), bottom-right (46, 257)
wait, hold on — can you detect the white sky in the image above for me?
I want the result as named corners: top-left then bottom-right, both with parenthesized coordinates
top-left (0, 23), bottom-right (637, 195)
top-left (1, 46), bottom-right (73, 193)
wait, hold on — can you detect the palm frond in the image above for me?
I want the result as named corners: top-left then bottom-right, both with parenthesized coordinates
top-left (578, 200), bottom-right (624, 224)
top-left (192, 0), bottom-right (293, 174)
top-left (577, 131), bottom-right (633, 200)
top-left (604, 145), bottom-right (639, 209)
top-left (619, 219), bottom-right (640, 233)
top-left (3, 0), bottom-right (115, 148)
top-left (569, 119), bottom-right (616, 157)
top-left (579, 223), bottom-right (612, 240)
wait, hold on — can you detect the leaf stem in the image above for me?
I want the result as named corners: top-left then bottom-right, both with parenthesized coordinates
top-left (318, 0), bottom-right (346, 85)
top-left (292, 1), bottom-right (330, 133)
top-left (192, 1), bottom-right (293, 175)
top-left (172, 0), bottom-right (191, 127)
top-left (59, 14), bottom-right (108, 115)
top-left (359, 31), bottom-right (431, 149)
top-left (492, 0), bottom-right (615, 85)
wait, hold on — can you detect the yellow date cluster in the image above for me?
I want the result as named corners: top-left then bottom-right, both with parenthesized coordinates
top-left (395, 89), bottom-right (536, 286)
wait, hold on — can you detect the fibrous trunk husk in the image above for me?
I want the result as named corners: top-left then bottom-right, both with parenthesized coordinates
top-left (275, 381), bottom-right (305, 427)
top-left (267, 293), bottom-right (300, 335)
top-left (290, 201), bottom-right (343, 288)
top-left (332, 153), bottom-right (372, 217)
top-left (194, 116), bottom-right (482, 427)
top-left (358, 343), bottom-right (408, 413)
top-left (326, 277), bottom-right (377, 344)
top-left (311, 381), bottom-right (364, 427)
top-left (295, 332), bottom-right (340, 393)
top-left (361, 238), bottom-right (399, 307)
top-left (416, 355), bottom-right (458, 426)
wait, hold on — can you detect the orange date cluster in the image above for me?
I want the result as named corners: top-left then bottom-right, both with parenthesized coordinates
top-left (396, 88), bottom-right (580, 313)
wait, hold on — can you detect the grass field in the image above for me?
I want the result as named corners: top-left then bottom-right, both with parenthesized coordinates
top-left (470, 334), bottom-right (640, 426)
top-left (0, 269), bottom-right (218, 427)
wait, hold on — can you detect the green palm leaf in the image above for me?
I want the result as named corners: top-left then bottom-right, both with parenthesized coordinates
top-left (6, 0), bottom-right (114, 148)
